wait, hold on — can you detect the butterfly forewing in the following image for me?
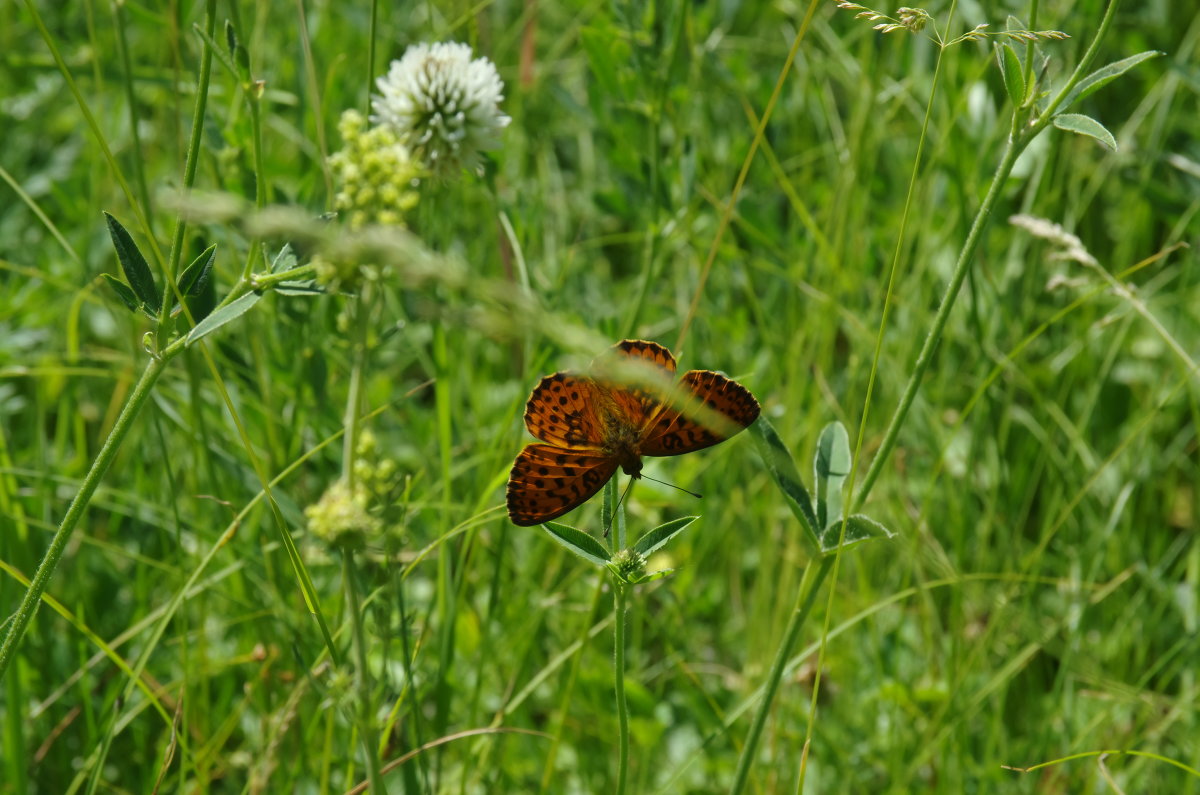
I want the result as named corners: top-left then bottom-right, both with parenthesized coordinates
top-left (506, 444), bottom-right (619, 526)
top-left (592, 339), bottom-right (678, 433)
top-left (639, 370), bottom-right (761, 456)
top-left (523, 373), bottom-right (605, 449)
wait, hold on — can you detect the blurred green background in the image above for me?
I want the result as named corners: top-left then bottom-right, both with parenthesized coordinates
top-left (1, 0), bottom-right (1197, 791)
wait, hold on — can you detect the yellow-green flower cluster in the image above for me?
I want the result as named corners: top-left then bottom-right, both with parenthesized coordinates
top-left (305, 479), bottom-right (379, 550)
top-left (350, 430), bottom-right (401, 500)
top-left (328, 109), bottom-right (420, 230)
top-left (306, 430), bottom-right (403, 549)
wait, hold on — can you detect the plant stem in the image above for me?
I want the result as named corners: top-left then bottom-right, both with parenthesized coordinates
top-left (343, 284), bottom-right (371, 487)
top-left (853, 0), bottom-right (1122, 511)
top-left (344, 548), bottom-right (385, 794)
top-left (0, 354), bottom-right (169, 682)
top-left (161, 0), bottom-right (217, 336)
top-left (854, 136), bottom-right (1022, 509)
top-left (729, 555), bottom-right (833, 795)
top-left (613, 579), bottom-right (630, 795)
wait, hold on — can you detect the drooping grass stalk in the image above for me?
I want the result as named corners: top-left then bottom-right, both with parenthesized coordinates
top-left (613, 579), bottom-right (630, 795)
top-left (344, 548), bottom-right (386, 794)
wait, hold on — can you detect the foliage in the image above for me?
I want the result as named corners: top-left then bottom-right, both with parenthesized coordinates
top-left (1, 1), bottom-right (1197, 793)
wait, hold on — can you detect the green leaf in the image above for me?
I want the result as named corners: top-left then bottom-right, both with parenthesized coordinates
top-left (101, 273), bottom-right (139, 313)
top-left (814, 421), bottom-right (851, 532)
top-left (224, 19), bottom-right (237, 57)
top-left (819, 514), bottom-right (895, 555)
top-left (995, 42), bottom-right (1026, 106)
top-left (637, 568), bottom-right (675, 584)
top-left (270, 243), bottom-right (298, 273)
top-left (631, 516), bottom-right (697, 557)
top-left (1063, 50), bottom-right (1162, 109)
top-left (104, 212), bottom-right (160, 312)
top-left (234, 44), bottom-right (251, 81)
top-left (273, 280), bottom-right (325, 296)
top-left (1053, 113), bottom-right (1117, 151)
top-left (186, 291), bottom-right (261, 346)
top-left (542, 521), bottom-right (612, 566)
top-left (178, 244), bottom-right (217, 296)
top-left (750, 417), bottom-right (819, 553)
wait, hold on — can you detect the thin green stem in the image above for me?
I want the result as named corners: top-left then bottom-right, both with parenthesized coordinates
top-left (0, 354), bottom-right (169, 681)
top-left (343, 285), bottom-right (372, 487)
top-left (112, 0), bottom-right (151, 224)
top-left (294, 0), bottom-right (333, 202)
top-left (613, 580), bottom-right (630, 795)
top-left (160, 0), bottom-right (217, 335)
top-left (1031, 0), bottom-right (1121, 125)
top-left (344, 548), bottom-right (385, 794)
top-left (848, 0), bottom-right (956, 508)
top-left (366, 0), bottom-right (379, 114)
top-left (854, 136), bottom-right (1022, 509)
top-left (729, 555), bottom-right (833, 795)
top-left (854, 0), bottom-right (1121, 512)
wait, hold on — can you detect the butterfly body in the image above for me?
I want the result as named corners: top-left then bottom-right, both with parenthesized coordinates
top-left (506, 340), bottom-right (760, 527)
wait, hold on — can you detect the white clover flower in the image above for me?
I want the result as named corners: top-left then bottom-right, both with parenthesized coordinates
top-left (372, 41), bottom-right (510, 177)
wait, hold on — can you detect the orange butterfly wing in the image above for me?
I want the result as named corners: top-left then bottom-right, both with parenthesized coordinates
top-left (506, 444), bottom-right (619, 526)
top-left (507, 339), bottom-right (759, 525)
top-left (522, 372), bottom-right (606, 450)
top-left (590, 339), bottom-right (678, 433)
top-left (639, 369), bottom-right (761, 456)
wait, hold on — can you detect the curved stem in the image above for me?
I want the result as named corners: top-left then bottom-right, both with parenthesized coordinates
top-left (0, 354), bottom-right (169, 681)
top-left (613, 580), bottom-right (630, 795)
top-left (729, 555), bottom-right (833, 795)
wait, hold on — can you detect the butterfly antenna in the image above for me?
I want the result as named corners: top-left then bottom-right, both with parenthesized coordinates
top-left (640, 474), bottom-right (702, 499)
top-left (604, 477), bottom-right (638, 539)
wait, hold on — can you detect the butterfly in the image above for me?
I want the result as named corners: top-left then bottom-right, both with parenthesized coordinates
top-left (506, 339), bottom-right (761, 526)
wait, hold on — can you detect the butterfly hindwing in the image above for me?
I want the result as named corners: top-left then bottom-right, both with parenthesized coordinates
top-left (639, 370), bottom-right (761, 456)
top-left (506, 444), bottom-right (619, 526)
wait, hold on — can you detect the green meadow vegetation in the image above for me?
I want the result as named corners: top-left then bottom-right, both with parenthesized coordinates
top-left (2, 0), bottom-right (1198, 791)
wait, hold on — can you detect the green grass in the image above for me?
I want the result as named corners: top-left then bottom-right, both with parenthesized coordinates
top-left (2, 0), bottom-right (1198, 792)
